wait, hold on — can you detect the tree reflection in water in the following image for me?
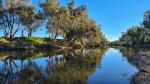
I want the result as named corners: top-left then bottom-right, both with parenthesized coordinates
top-left (0, 48), bottom-right (108, 84)
top-left (115, 47), bottom-right (150, 84)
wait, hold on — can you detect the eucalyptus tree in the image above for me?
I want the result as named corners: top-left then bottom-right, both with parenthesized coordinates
top-left (40, 0), bottom-right (108, 45)
top-left (64, 2), bottom-right (88, 42)
top-left (143, 10), bottom-right (150, 30)
top-left (19, 6), bottom-right (43, 37)
top-left (0, 0), bottom-right (30, 38)
top-left (56, 6), bottom-right (70, 39)
top-left (118, 26), bottom-right (150, 46)
top-left (64, 2), bottom-right (107, 44)
top-left (40, 0), bottom-right (61, 39)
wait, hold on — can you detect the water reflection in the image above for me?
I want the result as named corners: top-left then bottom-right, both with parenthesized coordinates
top-left (0, 48), bottom-right (107, 84)
top-left (115, 47), bottom-right (150, 84)
top-left (1, 47), bottom-right (147, 84)
top-left (88, 48), bottom-right (138, 84)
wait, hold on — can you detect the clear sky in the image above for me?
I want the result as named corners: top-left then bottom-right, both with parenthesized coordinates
top-left (59, 0), bottom-right (150, 41)
top-left (33, 0), bottom-right (150, 41)
top-left (1, 0), bottom-right (150, 41)
top-left (32, 0), bottom-right (150, 41)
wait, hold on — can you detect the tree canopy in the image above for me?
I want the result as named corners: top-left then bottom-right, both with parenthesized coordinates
top-left (115, 10), bottom-right (150, 46)
top-left (0, 0), bottom-right (108, 46)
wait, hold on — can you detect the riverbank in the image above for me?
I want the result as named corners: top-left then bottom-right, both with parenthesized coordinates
top-left (110, 42), bottom-right (150, 48)
top-left (0, 37), bottom-right (105, 51)
top-left (130, 51), bottom-right (150, 84)
top-left (112, 46), bottom-right (150, 84)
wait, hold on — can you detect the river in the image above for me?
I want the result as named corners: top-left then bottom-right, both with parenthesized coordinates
top-left (0, 47), bottom-right (147, 84)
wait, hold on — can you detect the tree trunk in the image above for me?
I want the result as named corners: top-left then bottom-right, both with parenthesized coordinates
top-left (21, 29), bottom-right (24, 38)
top-left (28, 26), bottom-right (32, 37)
top-left (28, 30), bottom-right (32, 37)
top-left (9, 27), bottom-right (13, 39)
top-left (54, 32), bottom-right (58, 40)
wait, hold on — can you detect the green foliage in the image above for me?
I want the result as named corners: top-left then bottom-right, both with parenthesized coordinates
top-left (0, 0), bottom-right (108, 47)
top-left (116, 10), bottom-right (150, 46)
top-left (40, 0), bottom-right (61, 39)
top-left (118, 21), bottom-right (150, 46)
top-left (0, 0), bottom-right (31, 38)
top-left (39, 0), bottom-right (108, 46)
top-left (18, 6), bottom-right (43, 37)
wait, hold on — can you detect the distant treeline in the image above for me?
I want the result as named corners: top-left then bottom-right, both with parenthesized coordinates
top-left (112, 10), bottom-right (150, 47)
top-left (0, 0), bottom-right (108, 46)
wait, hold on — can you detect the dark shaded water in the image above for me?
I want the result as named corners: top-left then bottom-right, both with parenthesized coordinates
top-left (0, 48), bottom-right (142, 84)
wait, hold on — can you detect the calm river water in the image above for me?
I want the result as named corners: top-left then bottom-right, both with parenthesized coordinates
top-left (0, 48), bottom-right (140, 84)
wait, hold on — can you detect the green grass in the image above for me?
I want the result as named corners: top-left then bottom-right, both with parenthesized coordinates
top-left (0, 38), bottom-right (10, 43)
top-left (28, 37), bottom-right (45, 44)
top-left (17, 37), bottom-right (46, 44)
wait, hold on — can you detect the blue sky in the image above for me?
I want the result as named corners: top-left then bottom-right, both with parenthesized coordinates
top-left (87, 0), bottom-right (150, 41)
top-left (33, 0), bottom-right (150, 41)
top-left (59, 0), bottom-right (150, 41)
top-left (1, 0), bottom-right (150, 41)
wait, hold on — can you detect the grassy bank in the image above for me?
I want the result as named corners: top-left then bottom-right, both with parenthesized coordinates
top-left (0, 37), bottom-right (105, 51)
